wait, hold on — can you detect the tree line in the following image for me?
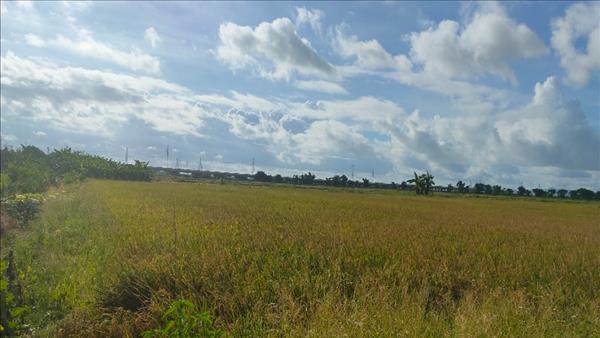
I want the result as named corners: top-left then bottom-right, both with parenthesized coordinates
top-left (250, 170), bottom-right (599, 200)
top-left (0, 145), bottom-right (152, 197)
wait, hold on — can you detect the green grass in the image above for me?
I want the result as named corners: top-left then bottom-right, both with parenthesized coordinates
top-left (6, 179), bottom-right (600, 337)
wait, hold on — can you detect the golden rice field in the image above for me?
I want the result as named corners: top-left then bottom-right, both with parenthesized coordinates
top-left (9, 180), bottom-right (600, 337)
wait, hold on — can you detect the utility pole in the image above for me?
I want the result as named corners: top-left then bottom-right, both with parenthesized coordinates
top-left (252, 157), bottom-right (255, 174)
top-left (198, 156), bottom-right (203, 170)
top-left (372, 168), bottom-right (375, 180)
top-left (46, 146), bottom-right (50, 154)
top-left (351, 164), bottom-right (355, 179)
top-left (125, 147), bottom-right (128, 164)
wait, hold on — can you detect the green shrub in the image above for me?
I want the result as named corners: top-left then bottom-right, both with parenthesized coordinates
top-left (0, 259), bottom-right (26, 336)
top-left (1, 194), bottom-right (44, 227)
top-left (143, 300), bottom-right (224, 338)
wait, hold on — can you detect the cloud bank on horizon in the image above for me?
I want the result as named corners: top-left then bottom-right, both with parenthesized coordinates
top-left (1, 1), bottom-right (599, 189)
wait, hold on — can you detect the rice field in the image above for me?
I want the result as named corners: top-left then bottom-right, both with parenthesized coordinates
top-left (9, 179), bottom-right (600, 337)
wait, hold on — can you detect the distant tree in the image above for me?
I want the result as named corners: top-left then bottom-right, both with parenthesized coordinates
top-left (407, 171), bottom-right (435, 195)
top-left (547, 189), bottom-right (556, 198)
top-left (273, 174), bottom-right (283, 183)
top-left (299, 172), bottom-right (316, 185)
top-left (505, 188), bottom-right (514, 196)
top-left (399, 181), bottom-right (408, 190)
top-left (362, 178), bottom-right (370, 188)
top-left (484, 184), bottom-right (492, 195)
top-left (254, 171), bottom-right (269, 182)
top-left (391, 182), bottom-right (397, 189)
top-left (571, 188), bottom-right (595, 200)
top-left (556, 189), bottom-right (568, 198)
top-left (517, 186), bottom-right (531, 196)
top-left (447, 184), bottom-right (453, 193)
top-left (532, 188), bottom-right (547, 198)
top-left (474, 183), bottom-right (485, 194)
top-left (595, 191), bottom-right (600, 200)
top-left (456, 180), bottom-right (466, 193)
top-left (492, 185), bottom-right (502, 195)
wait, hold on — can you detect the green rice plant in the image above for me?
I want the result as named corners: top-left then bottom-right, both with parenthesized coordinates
top-left (143, 299), bottom-right (224, 338)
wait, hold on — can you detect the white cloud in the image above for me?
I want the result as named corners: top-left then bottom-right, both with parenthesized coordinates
top-left (295, 7), bottom-right (324, 34)
top-left (294, 80), bottom-right (348, 94)
top-left (33, 130), bottom-right (47, 136)
top-left (334, 26), bottom-right (412, 72)
top-left (24, 33), bottom-right (44, 47)
top-left (1, 2), bottom-right (8, 16)
top-left (1, 52), bottom-right (195, 136)
top-left (25, 30), bottom-right (160, 75)
top-left (551, 2), bottom-right (600, 86)
top-left (15, 1), bottom-right (33, 10)
top-left (216, 17), bottom-right (335, 81)
top-left (147, 146), bottom-right (157, 150)
top-left (409, 3), bottom-right (547, 84)
top-left (144, 26), bottom-right (161, 48)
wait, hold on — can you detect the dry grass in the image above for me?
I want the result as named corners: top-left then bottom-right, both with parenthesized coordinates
top-left (10, 180), bottom-right (600, 337)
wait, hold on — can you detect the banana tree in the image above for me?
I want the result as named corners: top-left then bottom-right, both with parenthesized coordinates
top-left (407, 171), bottom-right (435, 195)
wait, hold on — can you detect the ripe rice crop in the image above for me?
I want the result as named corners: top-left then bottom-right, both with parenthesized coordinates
top-left (9, 180), bottom-right (600, 337)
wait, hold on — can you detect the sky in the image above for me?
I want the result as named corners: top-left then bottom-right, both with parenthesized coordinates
top-left (1, 1), bottom-right (599, 189)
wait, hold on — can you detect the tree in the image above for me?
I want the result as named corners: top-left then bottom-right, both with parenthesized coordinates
top-left (399, 181), bottom-right (408, 190)
top-left (299, 172), bottom-right (315, 185)
top-left (456, 180), bottom-right (466, 193)
top-left (474, 183), bottom-right (485, 194)
top-left (254, 171), bottom-right (269, 182)
top-left (484, 184), bottom-right (492, 195)
top-left (447, 184), bottom-right (453, 193)
top-left (517, 186), bottom-right (531, 196)
top-left (273, 174), bottom-right (283, 183)
top-left (532, 188), bottom-right (547, 198)
top-left (505, 188), bottom-right (513, 196)
top-left (407, 171), bottom-right (435, 195)
top-left (362, 178), bottom-right (370, 187)
top-left (492, 185), bottom-right (502, 195)
top-left (557, 189), bottom-right (568, 198)
top-left (547, 189), bottom-right (556, 198)
top-left (571, 188), bottom-right (594, 200)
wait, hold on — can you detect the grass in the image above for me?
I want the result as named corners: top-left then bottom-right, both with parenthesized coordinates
top-left (5, 179), bottom-right (600, 337)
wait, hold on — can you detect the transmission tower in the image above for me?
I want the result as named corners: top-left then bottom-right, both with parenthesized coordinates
top-left (166, 145), bottom-right (170, 168)
top-left (175, 158), bottom-right (179, 168)
top-left (351, 164), bottom-right (355, 179)
top-left (198, 156), bottom-right (203, 170)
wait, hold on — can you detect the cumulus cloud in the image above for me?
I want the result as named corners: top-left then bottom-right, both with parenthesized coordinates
top-left (294, 80), bottom-right (348, 94)
top-left (144, 26), bottom-right (160, 48)
top-left (24, 33), bottom-right (44, 47)
top-left (216, 17), bottom-right (335, 81)
top-left (25, 30), bottom-right (160, 74)
top-left (1, 52), bottom-right (195, 136)
top-left (409, 3), bottom-right (547, 84)
top-left (295, 7), bottom-right (324, 34)
top-left (551, 2), bottom-right (600, 86)
top-left (33, 130), bottom-right (47, 136)
top-left (334, 26), bottom-right (412, 72)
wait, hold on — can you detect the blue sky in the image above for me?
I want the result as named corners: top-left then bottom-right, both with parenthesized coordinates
top-left (1, 1), bottom-right (599, 189)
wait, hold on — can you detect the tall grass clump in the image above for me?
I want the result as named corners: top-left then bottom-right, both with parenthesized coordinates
top-left (7, 180), bottom-right (600, 337)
